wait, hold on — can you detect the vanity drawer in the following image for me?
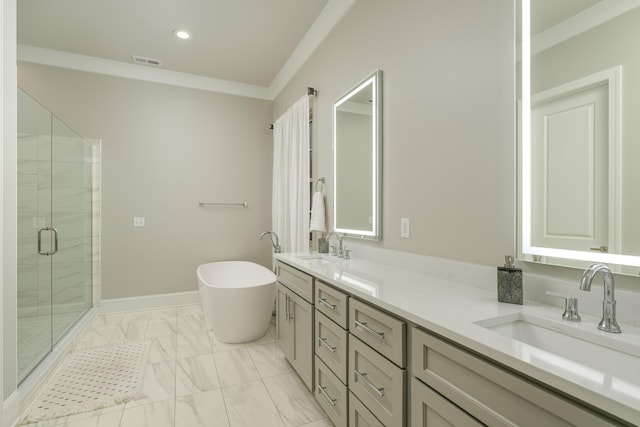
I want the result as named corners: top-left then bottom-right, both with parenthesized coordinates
top-left (349, 391), bottom-right (384, 427)
top-left (349, 298), bottom-right (406, 367)
top-left (411, 327), bottom-right (619, 427)
top-left (349, 334), bottom-right (406, 427)
top-left (315, 356), bottom-right (348, 427)
top-left (315, 311), bottom-right (348, 384)
top-left (315, 280), bottom-right (349, 328)
top-left (275, 260), bottom-right (314, 303)
top-left (411, 378), bottom-right (483, 427)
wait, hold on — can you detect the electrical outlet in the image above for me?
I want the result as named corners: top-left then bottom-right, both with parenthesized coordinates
top-left (401, 217), bottom-right (410, 238)
top-left (133, 217), bottom-right (145, 227)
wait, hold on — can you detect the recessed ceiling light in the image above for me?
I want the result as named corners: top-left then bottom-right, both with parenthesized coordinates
top-left (173, 29), bottom-right (191, 40)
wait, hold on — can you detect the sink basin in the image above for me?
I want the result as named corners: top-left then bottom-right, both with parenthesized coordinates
top-left (296, 254), bottom-right (338, 265)
top-left (476, 313), bottom-right (640, 387)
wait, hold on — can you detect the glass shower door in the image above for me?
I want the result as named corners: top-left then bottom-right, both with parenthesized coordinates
top-left (17, 88), bottom-right (93, 383)
top-left (17, 89), bottom-right (53, 382)
top-left (51, 116), bottom-right (93, 345)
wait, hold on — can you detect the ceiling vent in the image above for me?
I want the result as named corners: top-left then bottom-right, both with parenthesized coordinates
top-left (132, 55), bottom-right (162, 67)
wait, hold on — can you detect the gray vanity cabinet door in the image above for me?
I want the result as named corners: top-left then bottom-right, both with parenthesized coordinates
top-left (290, 291), bottom-right (314, 391)
top-left (411, 378), bottom-right (483, 427)
top-left (316, 356), bottom-right (348, 427)
top-left (276, 283), bottom-right (292, 359)
top-left (349, 392), bottom-right (385, 427)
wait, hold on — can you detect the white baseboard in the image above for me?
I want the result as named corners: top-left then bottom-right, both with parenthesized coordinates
top-left (99, 291), bottom-right (200, 314)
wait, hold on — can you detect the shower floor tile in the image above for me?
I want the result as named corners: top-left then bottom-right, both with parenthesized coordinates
top-left (18, 304), bottom-right (330, 427)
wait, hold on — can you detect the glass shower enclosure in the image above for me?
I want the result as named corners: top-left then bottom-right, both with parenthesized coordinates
top-left (17, 88), bottom-right (96, 383)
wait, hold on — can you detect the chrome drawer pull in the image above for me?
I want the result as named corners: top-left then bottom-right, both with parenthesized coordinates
top-left (318, 297), bottom-right (337, 310)
top-left (354, 319), bottom-right (385, 341)
top-left (317, 337), bottom-right (337, 353)
top-left (354, 370), bottom-right (385, 397)
top-left (318, 385), bottom-right (337, 407)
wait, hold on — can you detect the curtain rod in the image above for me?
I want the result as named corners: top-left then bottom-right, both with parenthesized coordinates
top-left (269, 87), bottom-right (317, 130)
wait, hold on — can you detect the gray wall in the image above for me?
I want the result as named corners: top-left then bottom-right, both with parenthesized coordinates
top-left (275, 0), bottom-right (516, 266)
top-left (18, 63), bottom-right (274, 299)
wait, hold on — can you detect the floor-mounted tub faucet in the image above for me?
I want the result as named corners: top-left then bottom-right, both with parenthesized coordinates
top-left (579, 263), bottom-right (621, 333)
top-left (259, 231), bottom-right (281, 253)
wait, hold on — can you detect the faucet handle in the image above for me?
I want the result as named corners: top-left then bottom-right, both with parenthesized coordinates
top-left (546, 291), bottom-right (581, 322)
top-left (343, 248), bottom-right (352, 260)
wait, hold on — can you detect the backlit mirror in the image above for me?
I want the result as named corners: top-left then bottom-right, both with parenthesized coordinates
top-left (519, 1), bottom-right (640, 274)
top-left (333, 70), bottom-right (382, 240)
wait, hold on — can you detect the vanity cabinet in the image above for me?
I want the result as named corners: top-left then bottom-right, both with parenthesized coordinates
top-left (275, 261), bottom-right (314, 391)
top-left (410, 327), bottom-right (622, 427)
top-left (314, 280), bottom-right (350, 426)
top-left (349, 299), bottom-right (406, 427)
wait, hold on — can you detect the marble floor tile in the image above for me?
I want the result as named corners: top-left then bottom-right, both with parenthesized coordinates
top-left (178, 304), bottom-right (204, 317)
top-left (55, 410), bottom-right (122, 427)
top-left (19, 405), bottom-right (125, 427)
top-left (207, 329), bottom-right (246, 353)
top-left (90, 313), bottom-right (124, 327)
top-left (175, 390), bottom-right (229, 427)
top-left (150, 307), bottom-right (178, 320)
top-left (120, 311), bottom-right (152, 323)
top-left (120, 399), bottom-right (174, 427)
top-left (214, 348), bottom-right (261, 387)
top-left (263, 372), bottom-right (325, 427)
top-left (176, 326), bottom-right (212, 358)
top-left (176, 353), bottom-right (220, 396)
top-left (127, 360), bottom-right (176, 407)
top-left (222, 380), bottom-right (285, 427)
top-left (109, 319), bottom-right (148, 343)
top-left (247, 342), bottom-right (293, 378)
top-left (147, 335), bottom-right (177, 363)
top-left (178, 312), bottom-right (207, 333)
top-left (244, 328), bottom-right (276, 348)
top-left (18, 304), bottom-right (328, 427)
top-left (299, 419), bottom-right (334, 427)
top-left (72, 325), bottom-right (117, 350)
top-left (145, 318), bottom-right (177, 339)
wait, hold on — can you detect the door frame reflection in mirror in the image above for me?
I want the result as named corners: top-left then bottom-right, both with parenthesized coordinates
top-left (333, 69), bottom-right (382, 240)
top-left (519, 0), bottom-right (640, 271)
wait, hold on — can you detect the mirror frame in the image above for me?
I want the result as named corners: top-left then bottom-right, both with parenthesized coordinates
top-left (519, 0), bottom-right (640, 268)
top-left (333, 69), bottom-right (382, 240)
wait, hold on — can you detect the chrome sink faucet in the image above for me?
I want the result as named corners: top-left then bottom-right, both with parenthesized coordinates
top-left (259, 231), bottom-right (281, 253)
top-left (326, 231), bottom-right (345, 258)
top-left (579, 264), bottom-right (621, 333)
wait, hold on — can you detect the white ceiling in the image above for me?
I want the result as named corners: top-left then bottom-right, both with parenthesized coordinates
top-left (17, 0), bottom-right (352, 99)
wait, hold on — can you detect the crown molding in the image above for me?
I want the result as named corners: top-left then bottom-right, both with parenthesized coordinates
top-left (268, 0), bottom-right (356, 99)
top-left (17, 0), bottom-right (355, 101)
top-left (531, 0), bottom-right (640, 56)
top-left (17, 44), bottom-right (272, 100)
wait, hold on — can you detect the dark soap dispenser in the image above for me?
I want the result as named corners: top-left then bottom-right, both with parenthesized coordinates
top-left (497, 255), bottom-right (523, 305)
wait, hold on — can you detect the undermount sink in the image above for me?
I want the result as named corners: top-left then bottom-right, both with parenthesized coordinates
top-left (296, 254), bottom-right (338, 265)
top-left (476, 313), bottom-right (640, 387)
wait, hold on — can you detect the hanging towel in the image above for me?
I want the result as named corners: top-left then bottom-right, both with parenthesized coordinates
top-left (309, 191), bottom-right (326, 232)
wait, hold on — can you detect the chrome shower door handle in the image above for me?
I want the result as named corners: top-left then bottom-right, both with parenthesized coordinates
top-left (37, 227), bottom-right (58, 256)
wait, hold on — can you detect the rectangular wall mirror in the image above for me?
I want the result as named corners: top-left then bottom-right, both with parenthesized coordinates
top-left (333, 69), bottom-right (382, 240)
top-left (518, 0), bottom-right (640, 274)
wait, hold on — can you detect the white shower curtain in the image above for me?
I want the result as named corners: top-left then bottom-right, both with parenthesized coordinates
top-left (272, 95), bottom-right (310, 253)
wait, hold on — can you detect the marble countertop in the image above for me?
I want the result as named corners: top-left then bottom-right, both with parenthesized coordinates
top-left (275, 252), bottom-right (640, 425)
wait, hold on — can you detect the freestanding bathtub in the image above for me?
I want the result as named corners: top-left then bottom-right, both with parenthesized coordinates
top-left (197, 261), bottom-right (277, 343)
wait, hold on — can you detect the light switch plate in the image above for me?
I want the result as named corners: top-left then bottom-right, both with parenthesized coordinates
top-left (401, 217), bottom-right (410, 238)
top-left (133, 217), bottom-right (145, 227)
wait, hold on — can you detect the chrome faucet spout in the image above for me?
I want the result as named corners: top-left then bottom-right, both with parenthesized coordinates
top-left (259, 231), bottom-right (281, 253)
top-left (326, 232), bottom-right (344, 257)
top-left (579, 264), bottom-right (621, 333)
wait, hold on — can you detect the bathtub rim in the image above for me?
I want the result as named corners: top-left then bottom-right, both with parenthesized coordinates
top-left (196, 260), bottom-right (276, 289)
